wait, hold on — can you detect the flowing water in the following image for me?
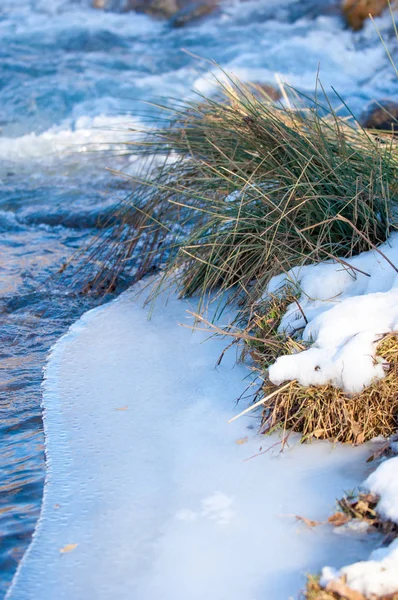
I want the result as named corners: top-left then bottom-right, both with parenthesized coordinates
top-left (0, 0), bottom-right (396, 595)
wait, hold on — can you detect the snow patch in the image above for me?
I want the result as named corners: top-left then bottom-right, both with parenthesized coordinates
top-left (266, 233), bottom-right (398, 393)
top-left (365, 457), bottom-right (398, 524)
top-left (321, 457), bottom-right (398, 598)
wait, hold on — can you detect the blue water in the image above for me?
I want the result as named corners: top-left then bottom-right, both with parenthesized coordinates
top-left (0, 0), bottom-right (396, 595)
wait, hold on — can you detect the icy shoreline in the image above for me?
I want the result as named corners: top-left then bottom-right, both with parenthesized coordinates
top-left (6, 279), bottom-right (379, 600)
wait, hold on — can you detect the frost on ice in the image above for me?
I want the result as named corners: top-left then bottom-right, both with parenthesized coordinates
top-left (266, 232), bottom-right (398, 393)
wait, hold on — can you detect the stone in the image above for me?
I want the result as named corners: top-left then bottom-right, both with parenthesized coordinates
top-left (360, 99), bottom-right (398, 132)
top-left (341, 0), bottom-right (394, 31)
top-left (125, 0), bottom-right (179, 18)
top-left (113, 0), bottom-right (219, 22)
top-left (169, 2), bottom-right (218, 27)
top-left (251, 82), bottom-right (282, 102)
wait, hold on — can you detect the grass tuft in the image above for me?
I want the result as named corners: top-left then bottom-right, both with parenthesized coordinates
top-left (303, 573), bottom-right (398, 599)
top-left (239, 283), bottom-right (308, 369)
top-left (257, 333), bottom-right (398, 444)
top-left (101, 78), bottom-right (398, 305)
top-left (335, 490), bottom-right (398, 541)
top-left (304, 576), bottom-right (339, 600)
top-left (85, 75), bottom-right (398, 445)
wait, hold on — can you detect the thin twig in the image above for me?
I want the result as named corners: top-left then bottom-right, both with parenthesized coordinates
top-left (228, 382), bottom-right (293, 423)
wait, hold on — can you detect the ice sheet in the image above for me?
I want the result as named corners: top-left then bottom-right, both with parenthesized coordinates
top-left (7, 281), bottom-right (378, 600)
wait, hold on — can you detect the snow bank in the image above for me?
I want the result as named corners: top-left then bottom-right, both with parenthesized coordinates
top-left (265, 235), bottom-right (398, 598)
top-left (321, 457), bottom-right (398, 598)
top-left (266, 232), bottom-right (398, 393)
top-left (6, 279), bottom-right (376, 600)
top-left (367, 456), bottom-right (398, 523)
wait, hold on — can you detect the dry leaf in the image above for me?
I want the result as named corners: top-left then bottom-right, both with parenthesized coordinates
top-left (326, 578), bottom-right (366, 600)
top-left (295, 515), bottom-right (321, 528)
top-left (362, 493), bottom-right (378, 505)
top-left (366, 441), bottom-right (390, 462)
top-left (312, 429), bottom-right (326, 438)
top-left (355, 432), bottom-right (365, 445)
top-left (355, 500), bottom-right (369, 514)
top-left (328, 512), bottom-right (350, 526)
top-left (60, 543), bottom-right (78, 554)
top-left (115, 406), bottom-right (128, 411)
top-left (235, 437), bottom-right (248, 445)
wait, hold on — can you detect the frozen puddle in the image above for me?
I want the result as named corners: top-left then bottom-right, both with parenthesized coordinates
top-left (7, 282), bottom-right (379, 600)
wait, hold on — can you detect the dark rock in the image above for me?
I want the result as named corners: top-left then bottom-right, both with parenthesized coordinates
top-left (251, 82), bottom-right (282, 102)
top-left (169, 2), bottom-right (218, 27)
top-left (342, 0), bottom-right (391, 31)
top-left (360, 100), bottom-right (398, 133)
top-left (93, 0), bottom-right (219, 23)
top-left (124, 0), bottom-right (179, 18)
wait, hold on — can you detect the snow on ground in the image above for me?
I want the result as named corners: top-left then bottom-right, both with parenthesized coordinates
top-left (6, 278), bottom-right (378, 600)
top-left (261, 234), bottom-right (398, 598)
top-left (267, 232), bottom-right (398, 393)
top-left (321, 457), bottom-right (398, 598)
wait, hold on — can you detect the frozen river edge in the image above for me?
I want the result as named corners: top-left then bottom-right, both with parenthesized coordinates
top-left (6, 280), bottom-right (379, 600)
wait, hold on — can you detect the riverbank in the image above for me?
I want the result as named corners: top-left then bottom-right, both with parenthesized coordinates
top-left (76, 19), bottom-right (398, 596)
top-left (2, 0), bottom-right (398, 595)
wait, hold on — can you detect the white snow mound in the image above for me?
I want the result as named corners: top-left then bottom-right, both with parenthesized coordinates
top-left (266, 232), bottom-right (398, 393)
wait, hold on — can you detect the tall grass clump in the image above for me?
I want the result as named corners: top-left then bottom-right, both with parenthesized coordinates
top-left (99, 78), bottom-right (398, 305)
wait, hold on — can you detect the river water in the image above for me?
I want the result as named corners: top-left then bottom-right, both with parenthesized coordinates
top-left (0, 0), bottom-right (396, 595)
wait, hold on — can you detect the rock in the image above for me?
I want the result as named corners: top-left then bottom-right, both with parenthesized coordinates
top-left (341, 0), bottom-right (394, 31)
top-left (124, 0), bottom-right (179, 18)
top-left (93, 0), bottom-right (220, 22)
top-left (92, 0), bottom-right (127, 9)
top-left (169, 2), bottom-right (218, 27)
top-left (251, 82), bottom-right (282, 102)
top-left (360, 99), bottom-right (398, 132)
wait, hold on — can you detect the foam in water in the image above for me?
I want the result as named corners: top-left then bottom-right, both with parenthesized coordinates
top-left (0, 115), bottom-right (140, 162)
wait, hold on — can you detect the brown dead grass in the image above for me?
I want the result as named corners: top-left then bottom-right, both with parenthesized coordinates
top-left (240, 286), bottom-right (308, 369)
top-left (295, 491), bottom-right (398, 538)
top-left (304, 574), bottom-right (398, 599)
top-left (257, 332), bottom-right (398, 444)
top-left (301, 466), bottom-right (398, 600)
top-left (335, 491), bottom-right (398, 541)
top-left (200, 289), bottom-right (398, 444)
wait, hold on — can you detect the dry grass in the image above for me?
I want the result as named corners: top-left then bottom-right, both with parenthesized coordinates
top-left (83, 77), bottom-right (398, 300)
top-left (304, 575), bottom-right (398, 599)
top-left (239, 284), bottom-right (308, 368)
top-left (335, 491), bottom-right (398, 541)
top-left (304, 576), bottom-right (342, 600)
top-left (302, 487), bottom-right (398, 599)
top-left (256, 333), bottom-right (398, 444)
top-left (236, 289), bottom-right (398, 443)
